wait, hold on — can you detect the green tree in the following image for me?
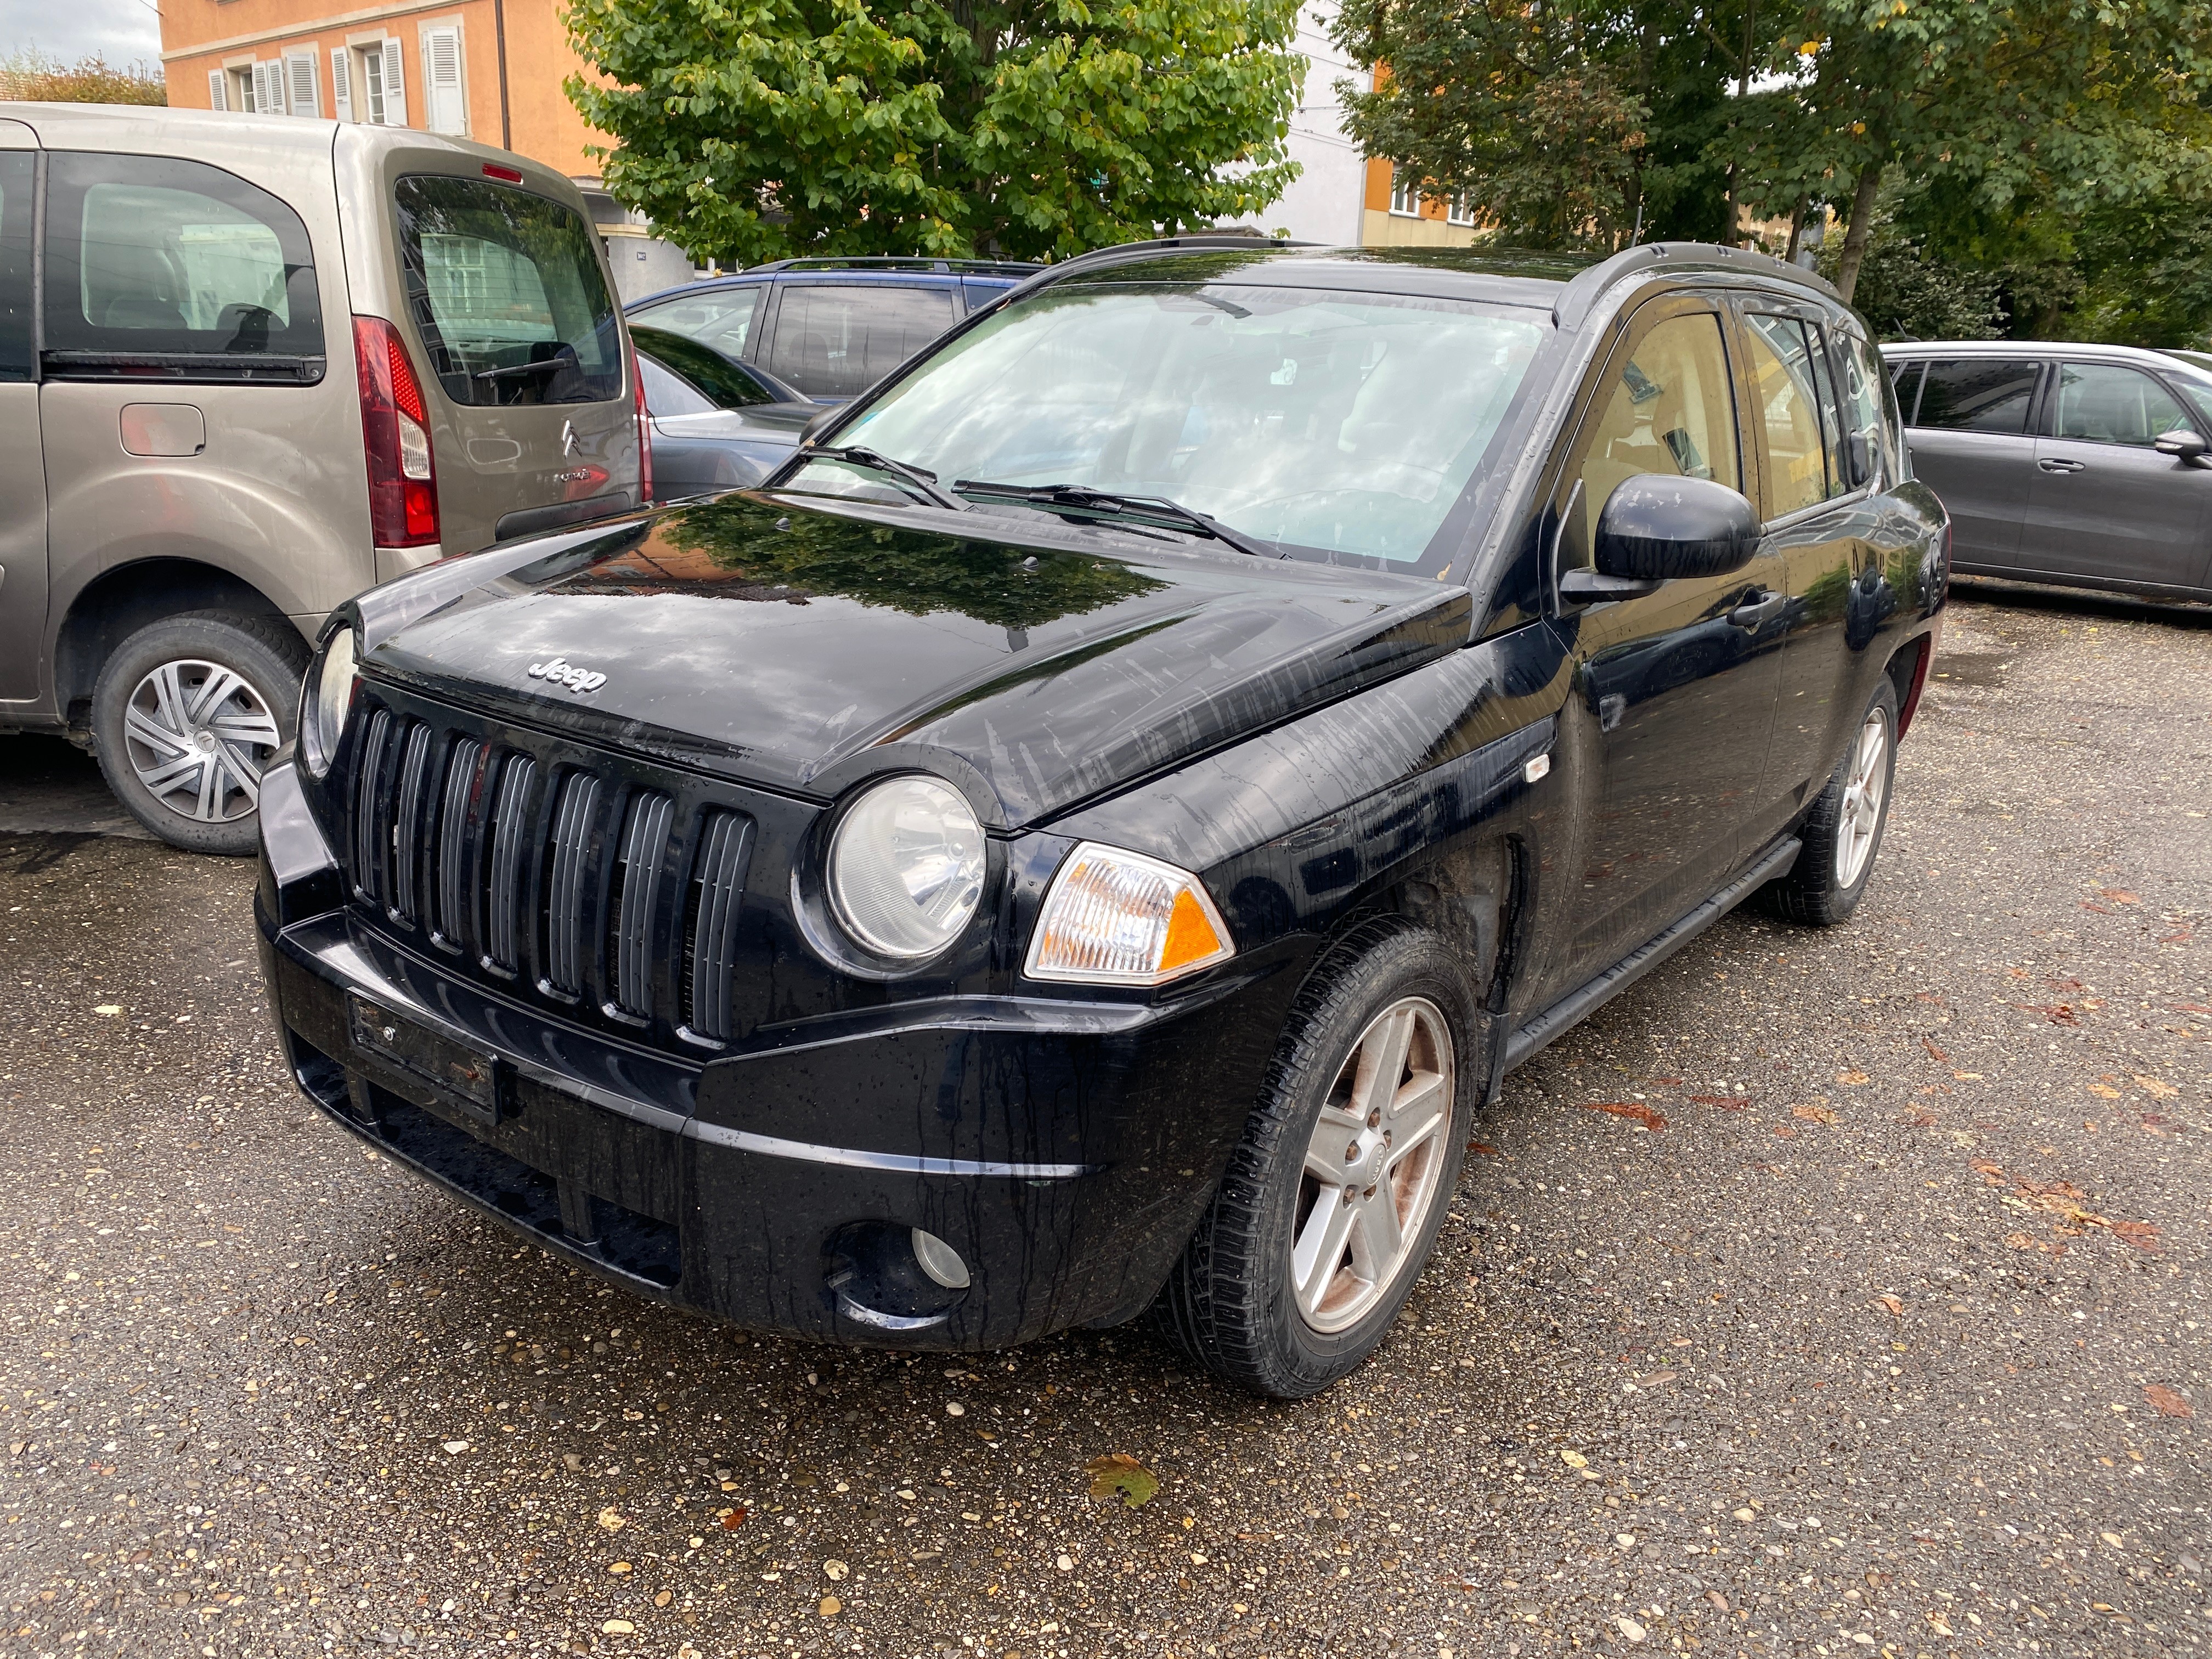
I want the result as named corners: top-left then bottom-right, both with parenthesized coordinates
top-left (566, 0), bottom-right (1304, 264)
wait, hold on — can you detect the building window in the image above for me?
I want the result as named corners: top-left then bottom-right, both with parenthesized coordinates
top-left (1389, 170), bottom-right (1420, 217)
top-left (1446, 194), bottom-right (1478, 227)
top-left (347, 41), bottom-right (409, 126)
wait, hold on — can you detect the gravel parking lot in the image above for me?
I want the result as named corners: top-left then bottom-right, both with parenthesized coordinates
top-left (1, 585), bottom-right (2205, 1659)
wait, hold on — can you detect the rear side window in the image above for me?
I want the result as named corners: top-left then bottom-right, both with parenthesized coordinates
top-left (1914, 359), bottom-right (2040, 433)
top-left (2051, 363), bottom-right (2188, 447)
top-left (1743, 313), bottom-right (1829, 516)
top-left (394, 176), bottom-right (622, 407)
top-left (629, 325), bottom-right (775, 411)
top-left (628, 287), bottom-right (760, 358)
top-left (1800, 322), bottom-right (1848, 498)
top-left (42, 152), bottom-right (324, 381)
top-left (764, 283), bottom-right (957, 399)
top-left (1843, 335), bottom-right (1900, 483)
top-left (0, 153), bottom-right (31, 382)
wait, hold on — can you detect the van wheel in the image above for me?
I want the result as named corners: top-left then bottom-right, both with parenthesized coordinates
top-left (1152, 927), bottom-right (1476, 1398)
top-left (1760, 680), bottom-right (1898, 926)
top-left (91, 611), bottom-right (308, 856)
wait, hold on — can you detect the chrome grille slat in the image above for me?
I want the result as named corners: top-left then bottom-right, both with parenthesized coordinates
top-left (351, 708), bottom-right (393, 904)
top-left (484, 754), bottom-right (537, 972)
top-left (432, 738), bottom-right (484, 951)
top-left (610, 792), bottom-right (674, 1017)
top-left (686, 811), bottom-right (753, 1042)
top-left (388, 721), bottom-right (432, 924)
top-left (544, 772), bottom-right (600, 996)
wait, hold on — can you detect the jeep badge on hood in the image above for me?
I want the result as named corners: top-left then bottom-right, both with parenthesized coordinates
top-left (527, 657), bottom-right (606, 695)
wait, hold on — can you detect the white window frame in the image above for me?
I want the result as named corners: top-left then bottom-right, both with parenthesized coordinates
top-left (1446, 193), bottom-right (1479, 228)
top-left (1388, 170), bottom-right (1421, 218)
top-left (349, 38), bottom-right (409, 126)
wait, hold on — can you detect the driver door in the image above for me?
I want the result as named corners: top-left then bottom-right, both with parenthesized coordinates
top-left (1547, 294), bottom-right (1785, 978)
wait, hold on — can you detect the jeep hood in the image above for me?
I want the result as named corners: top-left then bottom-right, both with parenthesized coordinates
top-left (362, 493), bottom-right (1473, 828)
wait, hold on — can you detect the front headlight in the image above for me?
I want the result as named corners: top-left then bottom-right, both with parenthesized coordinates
top-left (1025, 843), bottom-right (1233, 986)
top-left (300, 625), bottom-right (358, 780)
top-left (827, 776), bottom-right (987, 959)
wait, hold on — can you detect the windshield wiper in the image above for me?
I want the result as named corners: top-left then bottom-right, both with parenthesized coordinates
top-left (951, 480), bottom-right (1275, 557)
top-left (806, 446), bottom-right (968, 512)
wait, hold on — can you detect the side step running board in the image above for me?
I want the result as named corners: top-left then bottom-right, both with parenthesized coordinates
top-left (1501, 835), bottom-right (1802, 1074)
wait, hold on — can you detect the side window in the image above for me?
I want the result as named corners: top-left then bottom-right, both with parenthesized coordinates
top-left (629, 287), bottom-right (760, 359)
top-left (1802, 323), bottom-right (1848, 498)
top-left (636, 352), bottom-right (714, 418)
top-left (764, 283), bottom-right (959, 400)
top-left (2051, 363), bottom-right (2189, 447)
top-left (0, 153), bottom-right (32, 383)
top-left (1843, 334), bottom-right (1899, 484)
top-left (1889, 359), bottom-right (1924, 422)
top-left (1743, 313), bottom-right (1829, 517)
top-left (1915, 359), bottom-right (2040, 434)
top-left (1559, 309), bottom-right (1740, 569)
top-left (42, 152), bottom-right (324, 377)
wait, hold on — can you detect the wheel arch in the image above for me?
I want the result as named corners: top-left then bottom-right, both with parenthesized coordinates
top-left (53, 559), bottom-right (308, 734)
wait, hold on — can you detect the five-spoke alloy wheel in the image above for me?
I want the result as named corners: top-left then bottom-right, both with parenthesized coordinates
top-left (1762, 677), bottom-right (1899, 926)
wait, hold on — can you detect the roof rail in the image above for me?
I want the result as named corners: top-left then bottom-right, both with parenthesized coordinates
top-left (741, 256), bottom-right (1043, 276)
top-left (1551, 240), bottom-right (1842, 329)
top-left (1044, 234), bottom-right (1324, 273)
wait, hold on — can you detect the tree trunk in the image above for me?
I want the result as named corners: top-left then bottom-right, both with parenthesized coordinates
top-left (1835, 157), bottom-right (1883, 303)
top-left (1784, 195), bottom-right (1806, 262)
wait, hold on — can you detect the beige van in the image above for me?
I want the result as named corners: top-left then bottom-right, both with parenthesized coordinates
top-left (0, 104), bottom-right (644, 852)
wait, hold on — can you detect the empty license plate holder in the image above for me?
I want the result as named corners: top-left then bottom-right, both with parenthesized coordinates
top-left (349, 994), bottom-right (505, 1127)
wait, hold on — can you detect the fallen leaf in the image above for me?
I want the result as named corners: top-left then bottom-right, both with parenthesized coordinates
top-left (1465, 1141), bottom-right (1501, 1156)
top-left (1581, 1101), bottom-right (1667, 1131)
top-left (2112, 1219), bottom-right (2163, 1253)
top-left (1086, 1453), bottom-right (1160, 1509)
top-left (2100, 887), bottom-right (2140, 905)
top-left (2087, 1083), bottom-right (2122, 1099)
top-left (1792, 1104), bottom-right (1838, 1124)
top-left (1876, 1295), bottom-right (1903, 1318)
top-left (1921, 1037), bottom-right (1951, 1065)
top-left (2177, 1002), bottom-right (2212, 1015)
top-left (1836, 1069), bottom-right (1870, 1086)
top-left (2132, 1075), bottom-right (2179, 1100)
top-left (2015, 1003), bottom-right (2079, 1025)
top-left (719, 1508), bottom-right (747, 1530)
top-left (2146, 1384), bottom-right (2193, 1419)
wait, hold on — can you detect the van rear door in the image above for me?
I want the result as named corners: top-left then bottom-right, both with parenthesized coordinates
top-left (390, 171), bottom-right (638, 553)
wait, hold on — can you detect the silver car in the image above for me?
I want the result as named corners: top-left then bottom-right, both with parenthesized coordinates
top-left (0, 104), bottom-right (644, 852)
top-left (1882, 341), bottom-right (2212, 605)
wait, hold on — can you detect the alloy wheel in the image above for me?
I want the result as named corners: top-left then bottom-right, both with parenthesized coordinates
top-left (1833, 707), bottom-right (1890, 888)
top-left (121, 658), bottom-right (281, 825)
top-left (1291, 996), bottom-right (1455, 1334)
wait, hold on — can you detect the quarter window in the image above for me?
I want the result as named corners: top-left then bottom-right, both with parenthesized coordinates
top-left (1560, 310), bottom-right (1740, 567)
top-left (0, 153), bottom-right (32, 383)
top-left (627, 287), bottom-right (761, 359)
top-left (764, 284), bottom-right (958, 400)
top-left (1913, 358), bottom-right (2040, 434)
top-left (1843, 335), bottom-right (1898, 484)
top-left (2051, 363), bottom-right (2188, 447)
top-left (1743, 313), bottom-right (1828, 517)
top-left (41, 152), bottom-right (324, 379)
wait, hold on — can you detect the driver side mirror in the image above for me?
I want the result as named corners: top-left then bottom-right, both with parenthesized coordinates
top-left (1583, 473), bottom-right (1763, 590)
top-left (799, 406), bottom-right (842, 448)
top-left (2154, 427), bottom-right (2208, 464)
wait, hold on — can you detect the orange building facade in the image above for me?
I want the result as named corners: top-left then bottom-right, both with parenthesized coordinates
top-left (1358, 157), bottom-right (1487, 249)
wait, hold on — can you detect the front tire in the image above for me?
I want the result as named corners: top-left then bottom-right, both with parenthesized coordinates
top-left (1154, 927), bottom-right (1477, 1398)
top-left (91, 610), bottom-right (308, 856)
top-left (1762, 679), bottom-right (1898, 926)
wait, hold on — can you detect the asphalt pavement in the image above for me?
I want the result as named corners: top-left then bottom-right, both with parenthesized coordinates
top-left (0, 583), bottom-right (2206, 1659)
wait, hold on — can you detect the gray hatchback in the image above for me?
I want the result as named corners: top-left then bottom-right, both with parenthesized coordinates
top-left (1882, 341), bottom-right (2212, 604)
top-left (0, 104), bottom-right (644, 853)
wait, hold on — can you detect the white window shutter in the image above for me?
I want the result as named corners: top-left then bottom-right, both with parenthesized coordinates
top-left (330, 47), bottom-right (352, 121)
top-left (207, 69), bottom-right (227, 111)
top-left (258, 61), bottom-right (289, 116)
top-left (421, 26), bottom-right (466, 135)
top-left (286, 50), bottom-right (320, 117)
top-left (380, 40), bottom-right (408, 126)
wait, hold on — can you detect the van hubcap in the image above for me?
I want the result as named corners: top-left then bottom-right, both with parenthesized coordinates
top-left (1835, 709), bottom-right (1890, 889)
top-left (1293, 997), bottom-right (1454, 1334)
top-left (123, 659), bottom-right (280, 824)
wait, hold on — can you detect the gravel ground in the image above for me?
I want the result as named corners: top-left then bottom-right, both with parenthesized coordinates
top-left (0, 586), bottom-right (2205, 1659)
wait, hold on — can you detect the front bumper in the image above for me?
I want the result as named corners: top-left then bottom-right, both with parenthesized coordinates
top-left (255, 763), bottom-right (1295, 1350)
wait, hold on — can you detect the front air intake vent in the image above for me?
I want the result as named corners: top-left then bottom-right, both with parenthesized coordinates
top-left (431, 738), bottom-right (485, 952)
top-left (388, 721), bottom-right (432, 924)
top-left (682, 810), bottom-right (753, 1042)
top-left (483, 753), bottom-right (537, 973)
top-left (351, 708), bottom-right (393, 905)
top-left (607, 792), bottom-right (674, 1019)
top-left (543, 771), bottom-right (601, 997)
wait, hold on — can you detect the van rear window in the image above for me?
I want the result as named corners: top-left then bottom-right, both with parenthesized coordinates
top-left (394, 176), bottom-right (621, 407)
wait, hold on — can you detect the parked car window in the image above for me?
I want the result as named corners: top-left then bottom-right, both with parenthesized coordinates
top-left (628, 287), bottom-right (760, 359)
top-left (41, 152), bottom-right (324, 373)
top-left (1559, 310), bottom-right (1740, 568)
top-left (637, 352), bottom-right (715, 418)
top-left (1914, 358), bottom-right (2039, 433)
top-left (2051, 363), bottom-right (2189, 447)
top-left (630, 325), bottom-right (778, 413)
top-left (2165, 367), bottom-right (2212, 436)
top-left (812, 282), bottom-right (1545, 573)
top-left (1843, 335), bottom-right (1898, 483)
top-left (1744, 313), bottom-right (1828, 516)
top-left (766, 284), bottom-right (958, 399)
top-left (1803, 323), bottom-right (1850, 497)
top-left (0, 153), bottom-right (30, 382)
top-left (393, 175), bottom-right (622, 407)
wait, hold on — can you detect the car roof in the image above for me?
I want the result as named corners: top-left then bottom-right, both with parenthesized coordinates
top-left (626, 260), bottom-right (1036, 312)
top-left (2, 100), bottom-right (487, 162)
top-left (1880, 339), bottom-right (2186, 363)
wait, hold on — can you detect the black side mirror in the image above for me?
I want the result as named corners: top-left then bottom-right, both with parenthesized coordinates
top-left (1592, 473), bottom-right (1763, 583)
top-left (799, 406), bottom-right (842, 448)
top-left (2154, 427), bottom-right (2208, 463)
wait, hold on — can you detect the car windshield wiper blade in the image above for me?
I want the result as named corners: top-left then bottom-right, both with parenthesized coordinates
top-left (808, 446), bottom-right (967, 512)
top-left (951, 480), bottom-right (1274, 557)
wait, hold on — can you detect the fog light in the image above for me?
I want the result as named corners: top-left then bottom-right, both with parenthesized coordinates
top-left (911, 1228), bottom-right (970, 1289)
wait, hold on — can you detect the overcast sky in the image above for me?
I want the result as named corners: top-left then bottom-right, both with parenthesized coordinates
top-left (2, 0), bottom-right (165, 72)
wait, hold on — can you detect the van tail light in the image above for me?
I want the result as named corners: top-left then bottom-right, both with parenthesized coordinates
top-left (354, 315), bottom-right (441, 549)
top-left (631, 338), bottom-right (654, 505)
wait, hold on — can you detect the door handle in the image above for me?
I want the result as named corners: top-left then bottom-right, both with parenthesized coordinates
top-left (2038, 456), bottom-right (2086, 474)
top-left (1725, 589), bottom-right (1788, 629)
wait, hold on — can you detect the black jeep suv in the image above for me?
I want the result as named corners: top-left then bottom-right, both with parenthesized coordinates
top-left (256, 239), bottom-right (1948, 1398)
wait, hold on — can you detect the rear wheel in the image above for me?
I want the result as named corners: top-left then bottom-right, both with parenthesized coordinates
top-left (91, 611), bottom-right (307, 856)
top-left (1761, 680), bottom-right (1898, 926)
top-left (1153, 927), bottom-right (1476, 1397)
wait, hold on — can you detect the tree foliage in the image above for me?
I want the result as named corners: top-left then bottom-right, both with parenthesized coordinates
top-left (0, 52), bottom-right (166, 105)
top-left (567, 0), bottom-right (1305, 264)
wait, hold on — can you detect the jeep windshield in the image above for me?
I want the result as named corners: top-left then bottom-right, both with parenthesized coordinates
top-left (780, 283), bottom-right (1547, 574)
